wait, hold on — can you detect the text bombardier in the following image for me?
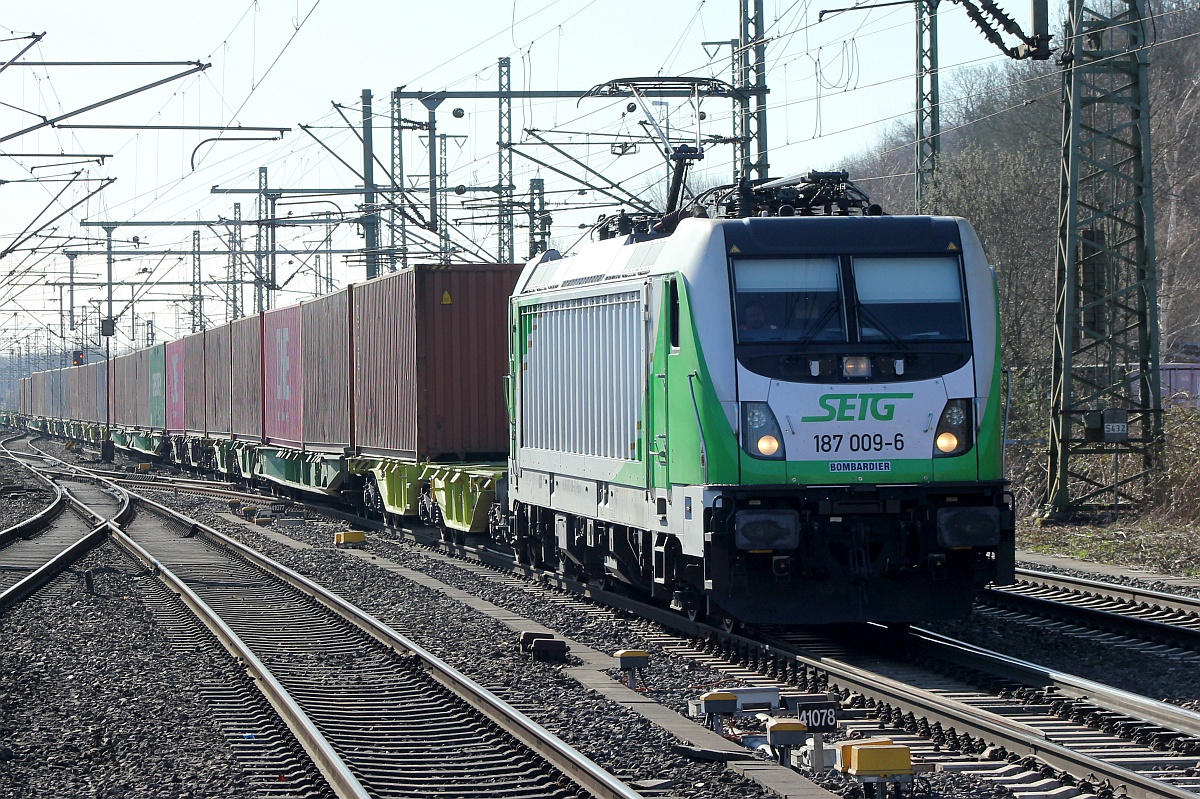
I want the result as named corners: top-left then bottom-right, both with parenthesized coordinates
top-left (829, 461), bottom-right (892, 473)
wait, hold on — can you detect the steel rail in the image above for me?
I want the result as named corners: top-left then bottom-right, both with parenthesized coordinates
top-left (907, 626), bottom-right (1200, 737)
top-left (1006, 567), bottom-right (1200, 615)
top-left (129, 489), bottom-right (644, 799)
top-left (0, 432), bottom-right (67, 546)
top-left (750, 626), bottom-right (1199, 799)
top-left (982, 586), bottom-right (1200, 649)
top-left (0, 523), bottom-right (107, 611)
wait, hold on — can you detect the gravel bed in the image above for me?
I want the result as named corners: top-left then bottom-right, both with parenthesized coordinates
top-left (148, 488), bottom-right (1022, 799)
top-left (0, 542), bottom-right (256, 798)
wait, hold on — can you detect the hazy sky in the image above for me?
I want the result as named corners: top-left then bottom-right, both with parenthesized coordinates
top-left (0, 0), bottom-right (1047, 346)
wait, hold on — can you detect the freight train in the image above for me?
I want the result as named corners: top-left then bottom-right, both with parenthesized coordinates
top-left (14, 172), bottom-right (1014, 625)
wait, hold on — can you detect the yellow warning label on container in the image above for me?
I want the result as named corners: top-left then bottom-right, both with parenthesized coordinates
top-left (441, 291), bottom-right (453, 305)
top-left (729, 245), bottom-right (741, 253)
top-left (947, 242), bottom-right (959, 250)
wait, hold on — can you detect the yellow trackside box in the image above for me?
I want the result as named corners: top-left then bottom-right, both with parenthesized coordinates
top-left (847, 744), bottom-right (912, 777)
top-left (836, 737), bottom-right (893, 771)
top-left (766, 718), bottom-right (809, 747)
top-left (335, 530), bottom-right (367, 547)
top-left (698, 691), bottom-right (739, 716)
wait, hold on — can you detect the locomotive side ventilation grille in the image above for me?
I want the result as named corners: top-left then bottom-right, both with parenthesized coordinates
top-left (520, 291), bottom-right (642, 461)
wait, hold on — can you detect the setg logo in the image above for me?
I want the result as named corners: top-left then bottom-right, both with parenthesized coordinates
top-left (801, 392), bottom-right (914, 423)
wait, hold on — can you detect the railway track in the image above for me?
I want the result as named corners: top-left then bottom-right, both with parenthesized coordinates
top-left (0, 435), bottom-right (115, 608)
top-left (3, 440), bottom-right (644, 799)
top-left (981, 570), bottom-right (1200, 652)
top-left (23, 440), bottom-right (1200, 799)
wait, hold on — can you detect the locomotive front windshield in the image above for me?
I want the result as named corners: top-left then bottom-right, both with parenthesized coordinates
top-left (852, 257), bottom-right (967, 342)
top-left (732, 254), bottom-right (970, 381)
top-left (733, 257), bottom-right (845, 343)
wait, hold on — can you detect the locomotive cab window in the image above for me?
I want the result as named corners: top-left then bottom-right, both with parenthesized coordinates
top-left (733, 258), bottom-right (845, 344)
top-left (851, 256), bottom-right (967, 342)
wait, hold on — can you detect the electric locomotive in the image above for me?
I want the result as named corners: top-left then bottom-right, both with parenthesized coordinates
top-left (504, 172), bottom-right (1014, 625)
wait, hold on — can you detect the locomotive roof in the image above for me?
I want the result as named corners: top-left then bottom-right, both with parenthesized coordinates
top-left (515, 214), bottom-right (967, 296)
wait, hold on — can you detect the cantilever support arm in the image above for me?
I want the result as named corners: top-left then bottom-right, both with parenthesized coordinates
top-left (0, 62), bottom-right (210, 144)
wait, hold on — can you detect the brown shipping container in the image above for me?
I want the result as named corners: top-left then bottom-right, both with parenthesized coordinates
top-left (49, 369), bottom-right (67, 419)
top-left (205, 324), bottom-right (232, 436)
top-left (68, 364), bottom-right (84, 420)
top-left (353, 263), bottom-right (520, 461)
top-left (113, 354), bottom-right (132, 426)
top-left (30, 372), bottom-right (43, 417)
top-left (230, 314), bottom-right (263, 441)
top-left (183, 332), bottom-right (206, 434)
top-left (115, 349), bottom-right (150, 428)
top-left (301, 291), bottom-right (352, 450)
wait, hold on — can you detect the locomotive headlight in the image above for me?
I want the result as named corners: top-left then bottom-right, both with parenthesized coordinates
top-left (842, 356), bottom-right (871, 378)
top-left (936, 431), bottom-right (960, 453)
top-left (741, 402), bottom-right (785, 460)
top-left (933, 399), bottom-right (973, 457)
top-left (944, 404), bottom-right (967, 427)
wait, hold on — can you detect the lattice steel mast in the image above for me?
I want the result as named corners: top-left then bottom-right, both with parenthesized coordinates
top-left (1044, 0), bottom-right (1161, 516)
top-left (915, 0), bottom-right (940, 212)
top-left (498, 57), bottom-right (515, 264)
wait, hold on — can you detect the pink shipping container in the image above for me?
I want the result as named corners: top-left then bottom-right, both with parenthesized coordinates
top-left (230, 315), bottom-right (263, 441)
top-left (301, 291), bottom-right (352, 450)
top-left (205, 324), bottom-right (232, 436)
top-left (183, 332), bottom-right (206, 434)
top-left (263, 305), bottom-right (303, 446)
top-left (165, 339), bottom-right (186, 433)
top-left (353, 263), bottom-right (520, 461)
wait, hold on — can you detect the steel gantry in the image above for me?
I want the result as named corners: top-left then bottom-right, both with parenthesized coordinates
top-left (1044, 0), bottom-right (1161, 516)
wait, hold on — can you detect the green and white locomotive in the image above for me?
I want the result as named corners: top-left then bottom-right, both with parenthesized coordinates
top-left (505, 173), bottom-right (1014, 625)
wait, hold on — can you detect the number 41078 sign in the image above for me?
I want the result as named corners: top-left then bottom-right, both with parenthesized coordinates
top-left (790, 694), bottom-right (839, 733)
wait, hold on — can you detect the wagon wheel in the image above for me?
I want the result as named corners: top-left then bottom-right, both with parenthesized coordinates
top-left (362, 475), bottom-right (383, 518)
